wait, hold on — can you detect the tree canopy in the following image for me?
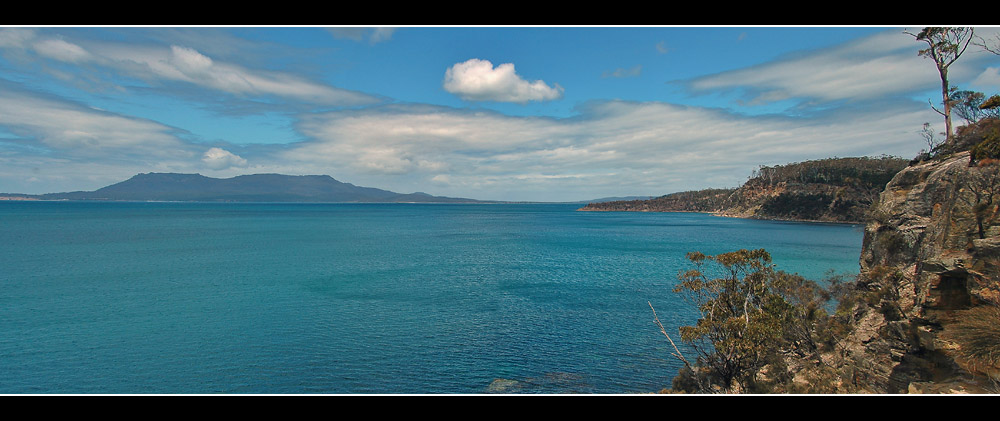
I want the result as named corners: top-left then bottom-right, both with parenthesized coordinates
top-left (665, 249), bottom-right (839, 393)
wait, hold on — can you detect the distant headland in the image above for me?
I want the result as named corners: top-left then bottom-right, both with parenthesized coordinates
top-left (579, 156), bottom-right (910, 224)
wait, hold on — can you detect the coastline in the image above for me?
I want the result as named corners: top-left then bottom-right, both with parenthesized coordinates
top-left (578, 206), bottom-right (864, 225)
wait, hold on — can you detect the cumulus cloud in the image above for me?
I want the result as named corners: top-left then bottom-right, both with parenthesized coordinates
top-left (202, 147), bottom-right (248, 170)
top-left (443, 58), bottom-right (564, 103)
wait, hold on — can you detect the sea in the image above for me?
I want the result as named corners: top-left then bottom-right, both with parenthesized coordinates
top-left (0, 201), bottom-right (865, 394)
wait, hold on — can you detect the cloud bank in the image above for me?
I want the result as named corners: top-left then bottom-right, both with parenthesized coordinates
top-left (278, 99), bottom-right (933, 201)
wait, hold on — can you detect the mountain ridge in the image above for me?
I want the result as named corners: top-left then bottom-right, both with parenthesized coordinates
top-left (6, 172), bottom-right (488, 203)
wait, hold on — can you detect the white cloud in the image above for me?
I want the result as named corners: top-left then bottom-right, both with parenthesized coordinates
top-left (688, 29), bottom-right (980, 104)
top-left (443, 58), bottom-right (564, 103)
top-left (280, 100), bottom-right (935, 201)
top-left (109, 44), bottom-right (380, 105)
top-left (0, 28), bottom-right (35, 48)
top-left (0, 89), bottom-right (188, 157)
top-left (0, 32), bottom-right (379, 106)
top-left (972, 67), bottom-right (1000, 90)
top-left (32, 38), bottom-right (92, 62)
top-left (202, 147), bottom-right (248, 170)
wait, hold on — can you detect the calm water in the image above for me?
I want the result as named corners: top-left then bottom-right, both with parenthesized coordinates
top-left (0, 201), bottom-right (864, 394)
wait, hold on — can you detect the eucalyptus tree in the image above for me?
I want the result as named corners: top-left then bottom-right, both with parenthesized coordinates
top-left (904, 27), bottom-right (976, 143)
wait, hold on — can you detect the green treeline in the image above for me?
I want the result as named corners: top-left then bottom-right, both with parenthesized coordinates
top-left (746, 156), bottom-right (908, 190)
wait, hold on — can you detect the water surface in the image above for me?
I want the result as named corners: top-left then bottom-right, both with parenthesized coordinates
top-left (0, 202), bottom-right (864, 393)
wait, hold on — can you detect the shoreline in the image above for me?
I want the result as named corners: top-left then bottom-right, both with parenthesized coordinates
top-left (578, 206), bottom-right (863, 226)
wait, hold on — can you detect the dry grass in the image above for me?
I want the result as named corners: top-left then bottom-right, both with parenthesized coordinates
top-left (944, 304), bottom-right (1000, 373)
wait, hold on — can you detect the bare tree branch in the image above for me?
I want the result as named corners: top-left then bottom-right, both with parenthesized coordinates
top-left (649, 301), bottom-right (693, 369)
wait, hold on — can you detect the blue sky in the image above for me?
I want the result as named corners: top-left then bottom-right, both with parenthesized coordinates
top-left (2, 26), bottom-right (999, 202)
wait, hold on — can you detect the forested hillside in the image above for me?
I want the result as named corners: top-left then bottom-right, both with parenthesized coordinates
top-left (580, 156), bottom-right (909, 223)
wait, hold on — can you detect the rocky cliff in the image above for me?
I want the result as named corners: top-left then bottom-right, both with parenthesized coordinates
top-left (820, 151), bottom-right (1000, 393)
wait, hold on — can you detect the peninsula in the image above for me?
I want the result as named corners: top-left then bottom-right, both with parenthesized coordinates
top-left (580, 156), bottom-right (910, 224)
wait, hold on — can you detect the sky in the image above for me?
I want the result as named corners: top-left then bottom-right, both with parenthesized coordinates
top-left (1, 26), bottom-right (999, 202)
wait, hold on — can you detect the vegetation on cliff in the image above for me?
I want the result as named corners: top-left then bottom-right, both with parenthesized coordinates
top-left (655, 118), bottom-right (1000, 394)
top-left (581, 188), bottom-right (735, 213)
top-left (654, 249), bottom-right (865, 393)
top-left (645, 28), bottom-right (1000, 394)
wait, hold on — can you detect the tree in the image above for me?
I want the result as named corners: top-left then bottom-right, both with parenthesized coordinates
top-left (665, 249), bottom-right (831, 393)
top-left (982, 95), bottom-right (1000, 120)
top-left (905, 27), bottom-right (976, 143)
top-left (975, 32), bottom-right (1000, 56)
top-left (920, 121), bottom-right (943, 153)
top-left (952, 89), bottom-right (988, 125)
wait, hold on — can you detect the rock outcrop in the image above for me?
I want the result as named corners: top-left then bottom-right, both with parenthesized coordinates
top-left (825, 151), bottom-right (1000, 393)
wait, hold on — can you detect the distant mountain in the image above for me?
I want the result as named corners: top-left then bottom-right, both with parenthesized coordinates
top-left (25, 173), bottom-right (485, 203)
top-left (580, 156), bottom-right (910, 223)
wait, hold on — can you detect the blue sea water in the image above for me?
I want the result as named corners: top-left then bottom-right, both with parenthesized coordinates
top-left (0, 201), bottom-right (864, 394)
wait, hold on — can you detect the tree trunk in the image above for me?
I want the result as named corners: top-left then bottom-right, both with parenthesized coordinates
top-left (941, 67), bottom-right (953, 142)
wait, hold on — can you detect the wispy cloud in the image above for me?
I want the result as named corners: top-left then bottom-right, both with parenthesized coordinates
top-left (0, 28), bottom-right (380, 106)
top-left (443, 58), bottom-right (564, 103)
top-left (327, 27), bottom-right (397, 44)
top-left (602, 65), bottom-right (642, 78)
top-left (0, 85), bottom-right (189, 157)
top-left (278, 99), bottom-right (934, 201)
top-left (688, 28), bottom-right (1000, 106)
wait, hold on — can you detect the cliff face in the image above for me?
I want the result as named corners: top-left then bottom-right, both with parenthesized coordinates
top-left (829, 151), bottom-right (1000, 393)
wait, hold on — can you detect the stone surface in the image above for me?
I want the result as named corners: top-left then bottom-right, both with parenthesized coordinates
top-left (832, 151), bottom-right (1000, 393)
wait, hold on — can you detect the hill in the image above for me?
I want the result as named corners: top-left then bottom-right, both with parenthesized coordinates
top-left (580, 156), bottom-right (910, 223)
top-left (22, 173), bottom-right (484, 203)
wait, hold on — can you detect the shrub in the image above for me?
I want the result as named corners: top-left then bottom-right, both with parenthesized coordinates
top-left (971, 130), bottom-right (1000, 162)
top-left (666, 249), bottom-right (841, 393)
top-left (944, 304), bottom-right (1000, 374)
